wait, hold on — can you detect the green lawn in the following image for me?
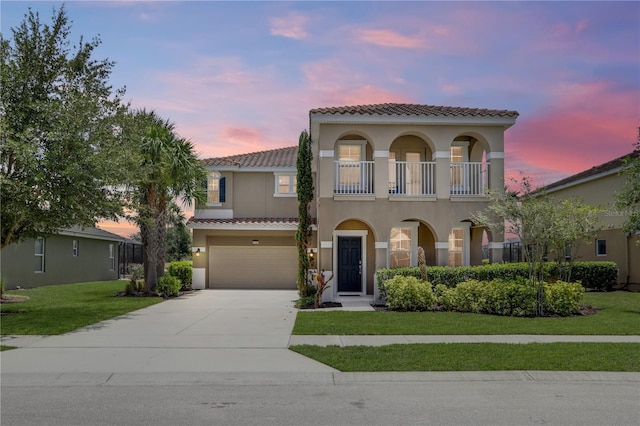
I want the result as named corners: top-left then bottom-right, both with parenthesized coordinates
top-left (0, 281), bottom-right (162, 335)
top-left (293, 292), bottom-right (640, 335)
top-left (0, 345), bottom-right (17, 351)
top-left (290, 342), bottom-right (640, 372)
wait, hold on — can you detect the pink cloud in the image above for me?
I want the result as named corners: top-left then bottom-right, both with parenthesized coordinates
top-left (270, 11), bottom-right (309, 39)
top-left (354, 28), bottom-right (426, 49)
top-left (505, 81), bottom-right (638, 188)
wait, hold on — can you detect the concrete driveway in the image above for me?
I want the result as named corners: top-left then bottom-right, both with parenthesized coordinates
top-left (0, 290), bottom-right (337, 375)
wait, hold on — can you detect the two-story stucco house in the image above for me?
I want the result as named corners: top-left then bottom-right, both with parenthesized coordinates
top-left (189, 103), bottom-right (518, 299)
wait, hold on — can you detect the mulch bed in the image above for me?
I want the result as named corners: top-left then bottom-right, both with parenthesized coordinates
top-left (297, 302), bottom-right (343, 309)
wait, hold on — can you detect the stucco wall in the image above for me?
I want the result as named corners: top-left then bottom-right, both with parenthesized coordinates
top-left (1, 235), bottom-right (120, 289)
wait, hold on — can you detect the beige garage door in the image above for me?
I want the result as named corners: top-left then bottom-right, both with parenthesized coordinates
top-left (209, 246), bottom-right (298, 289)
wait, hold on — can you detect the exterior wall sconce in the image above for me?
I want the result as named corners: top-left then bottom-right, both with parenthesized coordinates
top-left (195, 248), bottom-right (201, 257)
top-left (252, 240), bottom-right (259, 245)
top-left (306, 248), bottom-right (318, 268)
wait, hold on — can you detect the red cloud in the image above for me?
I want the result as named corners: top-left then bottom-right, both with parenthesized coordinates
top-left (505, 81), bottom-right (638, 188)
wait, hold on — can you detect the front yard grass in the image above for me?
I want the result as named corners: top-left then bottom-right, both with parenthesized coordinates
top-left (290, 342), bottom-right (640, 372)
top-left (0, 281), bottom-right (162, 335)
top-left (292, 292), bottom-right (640, 335)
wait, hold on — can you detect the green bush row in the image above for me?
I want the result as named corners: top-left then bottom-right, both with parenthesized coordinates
top-left (376, 261), bottom-right (617, 293)
top-left (385, 276), bottom-right (584, 317)
top-left (167, 261), bottom-right (193, 291)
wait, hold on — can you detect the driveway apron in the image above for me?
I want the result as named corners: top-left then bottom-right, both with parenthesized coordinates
top-left (0, 290), bottom-right (337, 374)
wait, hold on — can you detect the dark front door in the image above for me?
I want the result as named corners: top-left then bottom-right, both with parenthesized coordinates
top-left (337, 236), bottom-right (362, 293)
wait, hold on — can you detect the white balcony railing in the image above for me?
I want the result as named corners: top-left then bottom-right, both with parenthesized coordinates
top-left (334, 160), bottom-right (374, 194)
top-left (450, 162), bottom-right (486, 196)
top-left (389, 161), bottom-right (435, 196)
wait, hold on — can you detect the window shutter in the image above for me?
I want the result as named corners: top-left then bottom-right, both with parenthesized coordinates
top-left (220, 177), bottom-right (226, 202)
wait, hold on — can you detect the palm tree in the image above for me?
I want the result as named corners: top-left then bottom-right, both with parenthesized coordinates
top-left (127, 110), bottom-right (206, 292)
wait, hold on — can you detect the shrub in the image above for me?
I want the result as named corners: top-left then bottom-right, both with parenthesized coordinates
top-left (544, 281), bottom-right (584, 316)
top-left (452, 280), bottom-right (487, 314)
top-left (481, 279), bottom-right (537, 317)
top-left (129, 264), bottom-right (144, 281)
top-left (376, 261), bottom-right (617, 291)
top-left (157, 275), bottom-right (181, 297)
top-left (569, 262), bottom-right (617, 291)
top-left (433, 283), bottom-right (456, 311)
top-left (123, 279), bottom-right (146, 296)
top-left (167, 261), bottom-right (193, 290)
top-left (384, 275), bottom-right (435, 311)
top-left (437, 279), bottom-right (537, 317)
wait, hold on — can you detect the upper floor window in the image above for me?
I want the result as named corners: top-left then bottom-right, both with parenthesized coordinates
top-left (596, 239), bottom-right (607, 256)
top-left (35, 237), bottom-right (45, 272)
top-left (207, 172), bottom-right (226, 205)
top-left (72, 240), bottom-right (79, 257)
top-left (338, 144), bottom-right (362, 162)
top-left (275, 173), bottom-right (297, 196)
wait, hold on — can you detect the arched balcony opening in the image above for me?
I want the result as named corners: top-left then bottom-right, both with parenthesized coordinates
top-left (389, 135), bottom-right (435, 196)
top-left (334, 135), bottom-right (374, 195)
top-left (449, 136), bottom-right (488, 196)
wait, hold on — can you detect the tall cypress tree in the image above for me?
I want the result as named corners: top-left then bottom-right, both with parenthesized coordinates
top-left (295, 130), bottom-right (313, 297)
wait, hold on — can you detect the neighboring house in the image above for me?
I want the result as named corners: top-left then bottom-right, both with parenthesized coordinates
top-left (189, 103), bottom-right (518, 298)
top-left (536, 151), bottom-right (640, 287)
top-left (1, 226), bottom-right (123, 289)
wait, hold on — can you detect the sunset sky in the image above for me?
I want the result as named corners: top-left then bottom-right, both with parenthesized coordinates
top-left (2, 1), bottom-right (639, 237)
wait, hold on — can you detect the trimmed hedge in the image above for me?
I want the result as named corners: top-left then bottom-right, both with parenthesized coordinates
top-left (384, 278), bottom-right (584, 317)
top-left (167, 261), bottom-right (193, 291)
top-left (376, 261), bottom-right (617, 294)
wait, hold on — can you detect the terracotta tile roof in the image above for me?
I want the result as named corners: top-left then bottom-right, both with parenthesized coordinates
top-left (203, 146), bottom-right (297, 168)
top-left (187, 217), bottom-right (316, 229)
top-left (540, 150), bottom-right (639, 193)
top-left (309, 103), bottom-right (519, 118)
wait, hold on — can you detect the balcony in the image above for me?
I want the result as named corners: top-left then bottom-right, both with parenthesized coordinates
top-left (450, 162), bottom-right (486, 196)
top-left (334, 160), bottom-right (374, 194)
top-left (389, 161), bottom-right (436, 196)
top-left (332, 160), bottom-right (487, 197)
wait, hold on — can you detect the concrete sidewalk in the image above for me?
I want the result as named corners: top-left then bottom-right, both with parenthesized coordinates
top-left (289, 334), bottom-right (640, 346)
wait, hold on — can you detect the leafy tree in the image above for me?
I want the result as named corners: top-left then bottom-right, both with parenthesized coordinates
top-left (0, 6), bottom-right (129, 248)
top-left (615, 128), bottom-right (640, 241)
top-left (125, 110), bottom-right (205, 292)
top-left (295, 130), bottom-right (314, 297)
top-left (474, 177), bottom-right (602, 315)
top-left (549, 198), bottom-right (603, 282)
